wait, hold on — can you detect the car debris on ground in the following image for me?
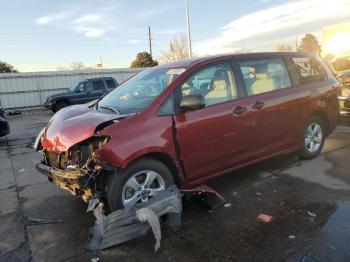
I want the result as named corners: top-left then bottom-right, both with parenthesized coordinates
top-left (307, 211), bottom-right (317, 217)
top-left (24, 217), bottom-right (64, 226)
top-left (257, 214), bottom-right (273, 223)
top-left (181, 184), bottom-right (225, 210)
top-left (86, 185), bottom-right (182, 252)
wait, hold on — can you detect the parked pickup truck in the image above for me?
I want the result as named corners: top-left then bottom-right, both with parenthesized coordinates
top-left (44, 77), bottom-right (119, 112)
top-left (35, 52), bottom-right (340, 212)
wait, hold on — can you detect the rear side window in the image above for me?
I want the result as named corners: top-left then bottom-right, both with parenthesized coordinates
top-left (92, 80), bottom-right (105, 90)
top-left (291, 57), bottom-right (326, 83)
top-left (106, 79), bottom-right (117, 89)
top-left (239, 58), bottom-right (292, 96)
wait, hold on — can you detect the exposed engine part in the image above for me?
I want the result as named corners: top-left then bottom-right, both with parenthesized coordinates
top-left (37, 135), bottom-right (110, 203)
top-left (86, 185), bottom-right (182, 252)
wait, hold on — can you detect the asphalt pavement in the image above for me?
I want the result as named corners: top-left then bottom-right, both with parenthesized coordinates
top-left (1, 110), bottom-right (350, 262)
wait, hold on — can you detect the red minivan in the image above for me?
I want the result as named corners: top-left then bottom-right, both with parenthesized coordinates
top-left (35, 52), bottom-right (340, 211)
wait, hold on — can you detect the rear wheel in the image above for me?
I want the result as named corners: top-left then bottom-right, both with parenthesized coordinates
top-left (54, 101), bottom-right (68, 112)
top-left (300, 116), bottom-right (325, 159)
top-left (106, 158), bottom-right (174, 211)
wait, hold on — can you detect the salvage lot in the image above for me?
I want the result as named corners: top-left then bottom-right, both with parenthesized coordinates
top-left (1, 111), bottom-right (350, 262)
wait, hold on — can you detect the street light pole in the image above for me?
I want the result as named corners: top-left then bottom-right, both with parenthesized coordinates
top-left (185, 0), bottom-right (193, 58)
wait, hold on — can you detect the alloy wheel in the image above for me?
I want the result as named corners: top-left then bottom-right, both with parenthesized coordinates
top-left (122, 170), bottom-right (166, 208)
top-left (304, 122), bottom-right (323, 153)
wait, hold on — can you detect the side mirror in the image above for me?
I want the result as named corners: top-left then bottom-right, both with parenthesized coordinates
top-left (180, 94), bottom-right (205, 112)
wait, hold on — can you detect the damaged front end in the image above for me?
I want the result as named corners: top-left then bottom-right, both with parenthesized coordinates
top-left (36, 135), bottom-right (111, 203)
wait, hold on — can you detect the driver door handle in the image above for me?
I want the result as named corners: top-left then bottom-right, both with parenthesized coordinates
top-left (233, 106), bottom-right (247, 116)
top-left (252, 101), bottom-right (265, 110)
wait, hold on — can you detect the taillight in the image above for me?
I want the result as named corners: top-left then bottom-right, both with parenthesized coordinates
top-left (333, 82), bottom-right (342, 96)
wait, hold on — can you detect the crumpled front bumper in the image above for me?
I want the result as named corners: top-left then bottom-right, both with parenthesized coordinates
top-left (36, 162), bottom-right (92, 202)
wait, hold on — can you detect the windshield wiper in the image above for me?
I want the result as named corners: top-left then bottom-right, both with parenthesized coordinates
top-left (99, 106), bottom-right (121, 114)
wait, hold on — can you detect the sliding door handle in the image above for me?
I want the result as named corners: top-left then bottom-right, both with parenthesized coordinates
top-left (233, 106), bottom-right (247, 115)
top-left (252, 101), bottom-right (265, 110)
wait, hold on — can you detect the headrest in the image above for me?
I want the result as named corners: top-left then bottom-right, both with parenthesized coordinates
top-left (213, 70), bottom-right (227, 82)
top-left (256, 73), bottom-right (268, 79)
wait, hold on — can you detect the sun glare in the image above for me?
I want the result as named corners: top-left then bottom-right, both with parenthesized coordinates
top-left (325, 31), bottom-right (350, 54)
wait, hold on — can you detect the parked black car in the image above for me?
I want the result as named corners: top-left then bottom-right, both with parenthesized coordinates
top-left (44, 77), bottom-right (119, 112)
top-left (0, 101), bottom-right (9, 137)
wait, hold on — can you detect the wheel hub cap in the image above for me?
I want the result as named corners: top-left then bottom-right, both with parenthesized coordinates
top-left (305, 123), bottom-right (323, 153)
top-left (122, 170), bottom-right (165, 208)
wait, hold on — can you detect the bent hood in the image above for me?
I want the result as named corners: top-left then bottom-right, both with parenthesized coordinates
top-left (42, 104), bottom-right (128, 152)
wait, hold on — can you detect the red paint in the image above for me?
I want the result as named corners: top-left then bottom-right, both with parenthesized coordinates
top-left (41, 52), bottom-right (340, 188)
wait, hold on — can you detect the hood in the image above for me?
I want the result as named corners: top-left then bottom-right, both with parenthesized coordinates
top-left (48, 90), bottom-right (74, 100)
top-left (42, 104), bottom-right (129, 152)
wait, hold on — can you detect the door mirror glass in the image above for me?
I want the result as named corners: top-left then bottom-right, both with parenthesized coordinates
top-left (180, 94), bottom-right (205, 112)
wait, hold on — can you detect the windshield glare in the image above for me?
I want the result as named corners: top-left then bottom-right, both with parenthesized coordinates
top-left (98, 67), bottom-right (186, 114)
top-left (69, 82), bottom-right (80, 91)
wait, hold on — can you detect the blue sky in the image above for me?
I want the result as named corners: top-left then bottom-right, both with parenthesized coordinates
top-left (1, 0), bottom-right (350, 72)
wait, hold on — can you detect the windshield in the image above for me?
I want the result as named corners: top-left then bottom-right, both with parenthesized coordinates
top-left (98, 67), bottom-right (186, 114)
top-left (69, 82), bottom-right (80, 92)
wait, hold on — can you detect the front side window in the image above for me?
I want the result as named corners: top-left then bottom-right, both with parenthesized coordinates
top-left (106, 79), bottom-right (117, 89)
top-left (292, 57), bottom-right (325, 83)
top-left (239, 58), bottom-right (292, 96)
top-left (92, 80), bottom-right (105, 90)
top-left (179, 63), bottom-right (237, 107)
top-left (98, 67), bottom-right (186, 114)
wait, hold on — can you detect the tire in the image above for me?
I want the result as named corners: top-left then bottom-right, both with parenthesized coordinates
top-left (54, 101), bottom-right (68, 112)
top-left (106, 158), bottom-right (175, 211)
top-left (299, 116), bottom-right (326, 159)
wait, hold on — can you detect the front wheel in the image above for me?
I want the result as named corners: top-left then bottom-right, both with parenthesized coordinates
top-left (106, 158), bottom-right (175, 211)
top-left (299, 116), bottom-right (326, 159)
top-left (54, 101), bottom-right (69, 112)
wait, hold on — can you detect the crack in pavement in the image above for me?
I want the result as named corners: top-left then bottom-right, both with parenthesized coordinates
top-left (0, 136), bottom-right (33, 262)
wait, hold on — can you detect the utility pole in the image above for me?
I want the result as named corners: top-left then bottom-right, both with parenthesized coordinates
top-left (99, 56), bottom-right (103, 68)
top-left (185, 0), bottom-right (192, 58)
top-left (148, 26), bottom-right (153, 58)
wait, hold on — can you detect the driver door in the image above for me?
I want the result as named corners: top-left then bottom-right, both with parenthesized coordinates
top-left (173, 62), bottom-right (255, 183)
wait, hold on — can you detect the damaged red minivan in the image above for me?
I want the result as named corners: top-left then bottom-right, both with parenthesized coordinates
top-left (35, 52), bottom-right (340, 211)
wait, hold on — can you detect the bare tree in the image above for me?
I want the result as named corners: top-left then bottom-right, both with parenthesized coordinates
top-left (159, 34), bottom-right (190, 63)
top-left (70, 61), bottom-right (85, 70)
top-left (276, 43), bottom-right (293, 52)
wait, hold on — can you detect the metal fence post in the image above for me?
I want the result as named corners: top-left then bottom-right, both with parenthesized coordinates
top-left (36, 74), bottom-right (43, 107)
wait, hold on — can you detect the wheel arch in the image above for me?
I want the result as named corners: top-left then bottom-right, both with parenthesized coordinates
top-left (125, 152), bottom-right (183, 186)
top-left (309, 111), bottom-right (330, 136)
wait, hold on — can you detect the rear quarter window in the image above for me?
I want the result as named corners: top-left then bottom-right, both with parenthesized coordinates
top-left (239, 58), bottom-right (292, 96)
top-left (291, 57), bottom-right (326, 83)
